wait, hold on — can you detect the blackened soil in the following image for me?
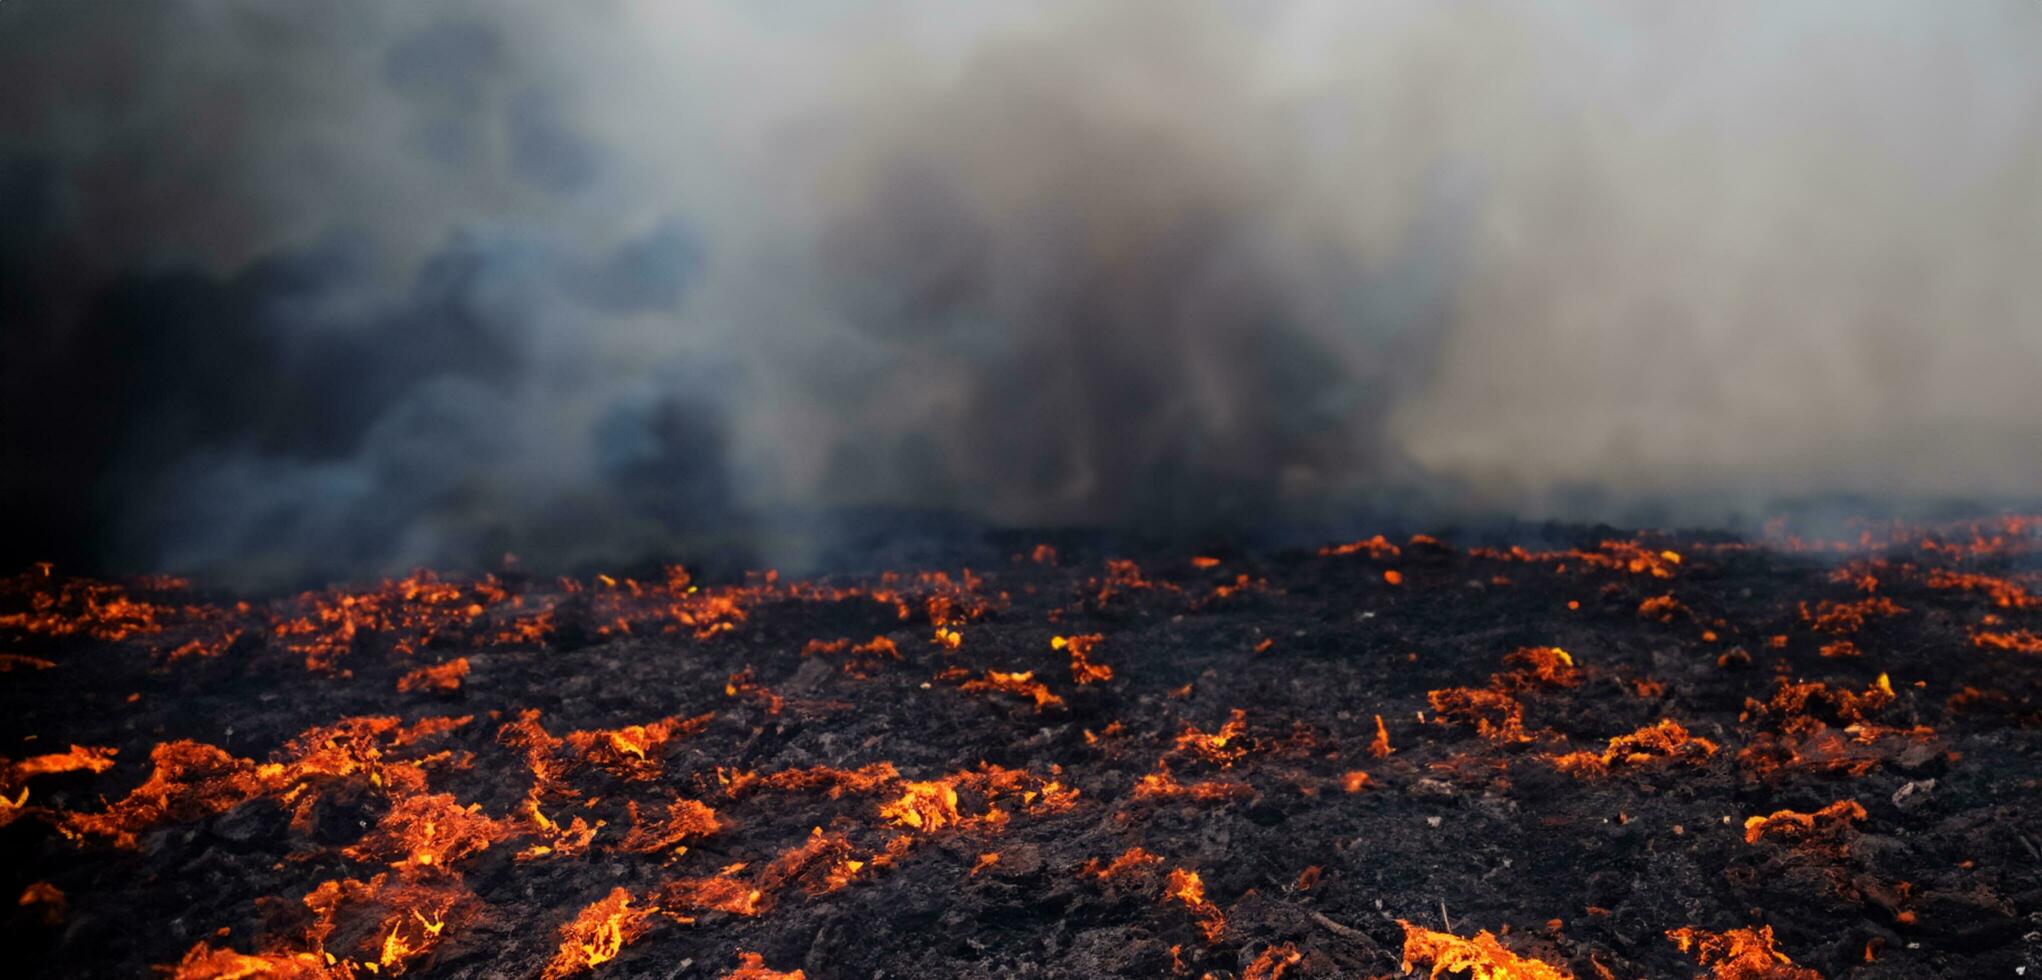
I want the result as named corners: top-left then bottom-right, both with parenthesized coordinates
top-left (2, 521), bottom-right (2039, 978)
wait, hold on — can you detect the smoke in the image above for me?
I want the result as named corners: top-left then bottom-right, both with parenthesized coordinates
top-left (3, 1), bottom-right (2039, 583)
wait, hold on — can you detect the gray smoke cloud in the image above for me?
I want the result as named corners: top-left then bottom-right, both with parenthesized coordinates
top-left (3, 1), bottom-right (2039, 583)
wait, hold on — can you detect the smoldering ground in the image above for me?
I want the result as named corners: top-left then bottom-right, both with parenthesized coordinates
top-left (3, 2), bottom-right (2040, 585)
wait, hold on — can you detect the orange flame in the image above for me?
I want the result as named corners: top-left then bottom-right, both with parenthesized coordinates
top-left (1083, 846), bottom-right (1163, 881)
top-left (541, 887), bottom-right (659, 980)
top-left (17, 881), bottom-right (65, 925)
top-left (959, 669), bottom-right (1064, 711)
top-left (1369, 714), bottom-right (1396, 757)
top-left (1243, 943), bottom-right (1303, 979)
top-left (1742, 799), bottom-right (1866, 845)
top-left (1665, 924), bottom-right (1819, 980)
top-left (1173, 709), bottom-right (1250, 767)
top-left (1164, 868), bottom-right (1226, 944)
top-left (880, 780), bottom-right (961, 832)
top-left (1398, 920), bottom-right (1573, 979)
top-left (1054, 633), bottom-right (1113, 684)
top-left (342, 793), bottom-right (511, 870)
top-left (395, 657), bottom-right (469, 694)
top-left (1549, 719), bottom-right (1718, 777)
top-left (619, 797), bottom-right (721, 856)
top-left (722, 951), bottom-right (807, 979)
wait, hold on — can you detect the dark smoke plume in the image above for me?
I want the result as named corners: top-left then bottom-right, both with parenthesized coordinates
top-left (3, 2), bottom-right (2039, 584)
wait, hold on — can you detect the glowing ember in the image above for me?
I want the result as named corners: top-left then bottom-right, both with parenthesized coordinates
top-left (17, 881), bottom-right (65, 925)
top-left (1549, 719), bottom-right (1719, 777)
top-left (395, 657), bottom-right (469, 694)
top-left (1742, 799), bottom-right (1866, 845)
top-left (958, 669), bottom-right (1064, 711)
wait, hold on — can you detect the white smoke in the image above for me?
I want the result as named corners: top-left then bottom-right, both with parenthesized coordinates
top-left (3, 1), bottom-right (2038, 580)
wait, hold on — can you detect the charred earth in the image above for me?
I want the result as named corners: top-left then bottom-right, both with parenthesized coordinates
top-left (2, 518), bottom-right (2040, 978)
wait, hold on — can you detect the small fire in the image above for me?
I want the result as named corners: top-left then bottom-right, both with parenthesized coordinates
top-left (1242, 943), bottom-right (1302, 979)
top-left (722, 951), bottom-right (807, 979)
top-left (1053, 633), bottom-right (1113, 684)
top-left (657, 870), bottom-right (766, 919)
top-left (541, 887), bottom-right (659, 980)
top-left (1397, 920), bottom-right (1572, 979)
top-left (619, 797), bottom-right (721, 856)
top-left (566, 712), bottom-right (712, 779)
top-left (1665, 924), bottom-right (1819, 979)
top-left (4, 744), bottom-right (118, 786)
top-left (1164, 868), bottom-right (1226, 944)
top-left (880, 780), bottom-right (961, 832)
top-left (1173, 709), bottom-right (1250, 767)
top-left (1130, 763), bottom-right (1253, 802)
top-left (517, 797), bottom-right (601, 861)
top-left (343, 793), bottom-right (510, 870)
top-left (166, 943), bottom-right (328, 979)
top-left (1369, 713), bottom-right (1395, 757)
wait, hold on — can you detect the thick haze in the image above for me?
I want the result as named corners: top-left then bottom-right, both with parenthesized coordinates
top-left (3, 1), bottom-right (2039, 584)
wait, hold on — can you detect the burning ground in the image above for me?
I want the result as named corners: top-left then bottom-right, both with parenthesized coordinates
top-left (1, 518), bottom-right (2039, 978)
